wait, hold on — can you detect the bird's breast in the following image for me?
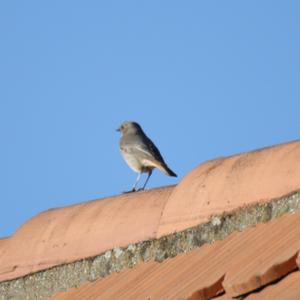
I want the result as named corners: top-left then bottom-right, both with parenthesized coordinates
top-left (121, 150), bottom-right (143, 173)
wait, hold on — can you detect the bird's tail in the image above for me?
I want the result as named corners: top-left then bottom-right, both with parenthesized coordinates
top-left (158, 163), bottom-right (177, 177)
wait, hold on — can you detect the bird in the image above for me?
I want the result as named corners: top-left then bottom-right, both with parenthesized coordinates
top-left (117, 121), bottom-right (177, 192)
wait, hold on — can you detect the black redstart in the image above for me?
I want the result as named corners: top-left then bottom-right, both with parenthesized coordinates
top-left (117, 121), bottom-right (177, 192)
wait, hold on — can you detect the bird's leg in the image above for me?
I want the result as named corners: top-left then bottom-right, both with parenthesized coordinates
top-left (140, 170), bottom-right (152, 191)
top-left (131, 172), bottom-right (142, 192)
top-left (123, 173), bottom-right (142, 193)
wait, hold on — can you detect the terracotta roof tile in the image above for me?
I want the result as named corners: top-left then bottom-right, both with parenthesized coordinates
top-left (217, 271), bottom-right (300, 300)
top-left (0, 186), bottom-right (173, 281)
top-left (50, 209), bottom-right (300, 300)
top-left (246, 271), bottom-right (300, 300)
top-left (158, 140), bottom-right (300, 236)
top-left (222, 212), bottom-right (300, 297)
top-left (0, 237), bottom-right (8, 252)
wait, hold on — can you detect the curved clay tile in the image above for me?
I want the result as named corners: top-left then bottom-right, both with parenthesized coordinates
top-left (0, 187), bottom-right (173, 281)
top-left (157, 140), bottom-right (300, 236)
top-left (0, 237), bottom-right (8, 254)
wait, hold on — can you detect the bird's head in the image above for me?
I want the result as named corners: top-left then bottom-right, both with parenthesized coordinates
top-left (116, 121), bottom-right (142, 135)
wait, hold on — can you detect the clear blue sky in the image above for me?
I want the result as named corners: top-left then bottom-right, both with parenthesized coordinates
top-left (1, 1), bottom-right (299, 237)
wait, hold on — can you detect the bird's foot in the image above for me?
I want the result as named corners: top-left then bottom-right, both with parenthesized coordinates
top-left (122, 187), bottom-right (146, 194)
top-left (122, 188), bottom-right (137, 194)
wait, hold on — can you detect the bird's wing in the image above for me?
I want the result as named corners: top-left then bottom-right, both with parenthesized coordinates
top-left (134, 138), bottom-right (166, 164)
top-left (144, 137), bottom-right (166, 162)
top-left (121, 134), bottom-right (166, 165)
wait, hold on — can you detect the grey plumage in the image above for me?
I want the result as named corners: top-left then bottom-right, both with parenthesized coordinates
top-left (117, 121), bottom-right (177, 192)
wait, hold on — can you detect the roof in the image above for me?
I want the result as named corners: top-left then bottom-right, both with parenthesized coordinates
top-left (1, 139), bottom-right (300, 300)
top-left (50, 209), bottom-right (300, 299)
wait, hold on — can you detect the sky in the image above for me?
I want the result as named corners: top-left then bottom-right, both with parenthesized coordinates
top-left (1, 1), bottom-right (300, 238)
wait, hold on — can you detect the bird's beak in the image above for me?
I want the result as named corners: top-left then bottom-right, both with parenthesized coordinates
top-left (116, 127), bottom-right (120, 132)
